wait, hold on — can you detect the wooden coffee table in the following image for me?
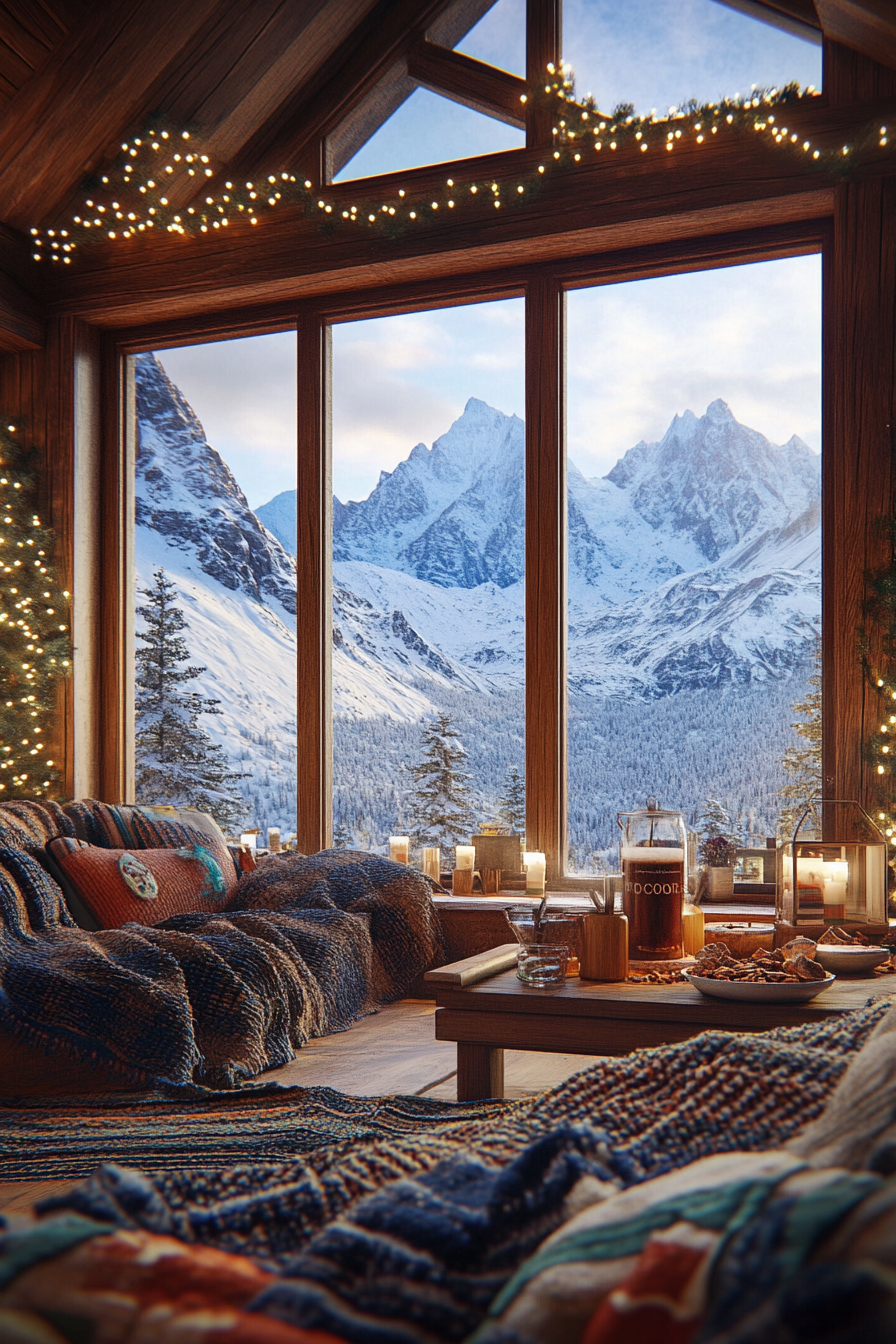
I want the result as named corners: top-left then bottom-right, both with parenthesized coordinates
top-left (431, 967), bottom-right (889, 1101)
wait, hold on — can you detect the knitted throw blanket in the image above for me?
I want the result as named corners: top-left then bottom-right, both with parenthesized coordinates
top-left (0, 801), bottom-right (442, 1088)
top-left (31, 1002), bottom-right (892, 1344)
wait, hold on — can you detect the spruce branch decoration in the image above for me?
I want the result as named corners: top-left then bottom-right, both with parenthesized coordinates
top-left (0, 422), bottom-right (71, 800)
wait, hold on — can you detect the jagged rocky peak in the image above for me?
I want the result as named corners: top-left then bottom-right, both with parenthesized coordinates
top-left (605, 399), bottom-right (819, 562)
top-left (135, 352), bottom-right (297, 617)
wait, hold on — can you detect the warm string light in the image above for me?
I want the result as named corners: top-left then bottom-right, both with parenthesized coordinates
top-left (29, 69), bottom-right (892, 261)
top-left (0, 424), bottom-right (71, 798)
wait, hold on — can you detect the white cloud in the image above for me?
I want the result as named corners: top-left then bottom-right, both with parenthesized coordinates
top-left (566, 256), bottom-right (821, 477)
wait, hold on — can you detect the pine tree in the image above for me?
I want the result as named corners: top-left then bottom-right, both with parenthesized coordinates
top-left (497, 764), bottom-right (526, 834)
top-left (135, 569), bottom-right (246, 830)
top-left (406, 712), bottom-right (477, 846)
top-left (697, 796), bottom-right (739, 865)
top-left (778, 629), bottom-right (822, 837)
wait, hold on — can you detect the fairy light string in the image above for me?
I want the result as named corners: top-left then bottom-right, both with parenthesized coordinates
top-left (0, 423), bottom-right (71, 798)
top-left (29, 65), bottom-right (892, 261)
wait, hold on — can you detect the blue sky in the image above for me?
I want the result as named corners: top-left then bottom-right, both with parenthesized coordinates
top-left (152, 0), bottom-right (822, 508)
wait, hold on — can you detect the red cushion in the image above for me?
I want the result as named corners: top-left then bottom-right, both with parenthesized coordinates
top-left (47, 837), bottom-right (233, 929)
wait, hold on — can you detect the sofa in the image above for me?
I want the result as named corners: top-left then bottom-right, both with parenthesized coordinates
top-left (0, 797), bottom-right (519, 1095)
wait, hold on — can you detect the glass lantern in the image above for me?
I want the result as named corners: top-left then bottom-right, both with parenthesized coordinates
top-left (776, 799), bottom-right (888, 946)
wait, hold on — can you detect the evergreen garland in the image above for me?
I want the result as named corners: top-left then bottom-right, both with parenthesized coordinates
top-left (0, 422), bottom-right (70, 800)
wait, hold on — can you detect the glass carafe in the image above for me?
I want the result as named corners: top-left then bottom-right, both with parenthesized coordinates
top-left (617, 797), bottom-right (687, 961)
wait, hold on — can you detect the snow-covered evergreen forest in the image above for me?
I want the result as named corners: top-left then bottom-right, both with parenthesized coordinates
top-left (135, 352), bottom-right (820, 859)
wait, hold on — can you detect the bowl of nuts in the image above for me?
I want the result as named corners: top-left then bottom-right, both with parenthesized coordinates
top-left (684, 940), bottom-right (836, 1002)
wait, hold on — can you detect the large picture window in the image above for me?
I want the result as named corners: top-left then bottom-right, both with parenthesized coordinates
top-left (329, 300), bottom-right (525, 856)
top-left (130, 333), bottom-right (298, 839)
top-left (564, 256), bottom-right (822, 872)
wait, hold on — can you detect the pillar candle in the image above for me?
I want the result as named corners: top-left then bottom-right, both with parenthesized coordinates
top-left (421, 846), bottom-right (441, 881)
top-left (455, 845), bottom-right (475, 869)
top-left (389, 836), bottom-right (409, 864)
top-left (267, 827), bottom-right (281, 853)
top-left (822, 859), bottom-right (848, 919)
top-left (523, 851), bottom-right (546, 895)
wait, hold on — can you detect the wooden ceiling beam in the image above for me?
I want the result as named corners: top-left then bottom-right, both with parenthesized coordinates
top-left (39, 112), bottom-right (865, 327)
top-left (0, 0), bottom-right (225, 228)
top-left (407, 41), bottom-right (527, 128)
top-left (815, 1), bottom-right (896, 71)
top-left (716, 1), bottom-right (821, 37)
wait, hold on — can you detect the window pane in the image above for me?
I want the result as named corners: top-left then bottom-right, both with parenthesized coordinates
top-left (562, 0), bottom-right (821, 116)
top-left (132, 334), bottom-right (297, 840)
top-left (334, 88), bottom-right (524, 183)
top-left (456, 0), bottom-right (526, 76)
top-left (331, 301), bottom-right (525, 858)
top-left (565, 257), bottom-right (821, 873)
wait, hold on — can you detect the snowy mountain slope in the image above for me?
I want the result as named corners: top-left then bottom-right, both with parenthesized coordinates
top-left (135, 354), bottom-right (297, 618)
top-left (604, 399), bottom-right (819, 562)
top-left (254, 490), bottom-right (296, 556)
top-left (334, 560), bottom-right (524, 688)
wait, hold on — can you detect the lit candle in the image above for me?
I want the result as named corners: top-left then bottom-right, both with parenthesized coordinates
top-left (524, 851), bottom-right (546, 895)
top-left (421, 846), bottom-right (441, 881)
top-left (455, 845), bottom-right (475, 870)
top-left (822, 859), bottom-right (849, 920)
top-left (389, 835), bottom-right (409, 864)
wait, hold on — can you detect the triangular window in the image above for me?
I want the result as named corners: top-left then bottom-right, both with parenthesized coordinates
top-left (334, 87), bottom-right (524, 184)
top-left (455, 0), bottom-right (525, 77)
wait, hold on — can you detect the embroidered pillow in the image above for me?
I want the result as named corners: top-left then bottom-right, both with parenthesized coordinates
top-left (46, 837), bottom-right (232, 930)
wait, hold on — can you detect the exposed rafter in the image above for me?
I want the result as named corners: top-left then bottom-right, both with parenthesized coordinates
top-left (407, 41), bottom-right (527, 129)
top-left (815, 0), bottom-right (896, 71)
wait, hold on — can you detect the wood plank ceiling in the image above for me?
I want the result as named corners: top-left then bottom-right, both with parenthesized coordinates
top-left (0, 0), bottom-right (895, 348)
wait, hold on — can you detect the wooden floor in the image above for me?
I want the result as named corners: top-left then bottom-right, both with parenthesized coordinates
top-left (0, 998), bottom-right (596, 1220)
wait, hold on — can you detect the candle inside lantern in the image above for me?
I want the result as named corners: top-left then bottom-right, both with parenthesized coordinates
top-left (822, 859), bottom-right (849, 921)
top-left (421, 846), bottom-right (441, 882)
top-left (524, 851), bottom-right (546, 896)
top-left (455, 845), bottom-right (475, 870)
top-left (389, 835), bottom-right (409, 864)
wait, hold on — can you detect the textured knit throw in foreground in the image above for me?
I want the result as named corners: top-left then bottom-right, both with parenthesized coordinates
top-left (7, 1003), bottom-right (890, 1344)
top-left (0, 800), bottom-right (442, 1086)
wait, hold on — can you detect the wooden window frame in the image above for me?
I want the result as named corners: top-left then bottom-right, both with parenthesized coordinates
top-left (100, 217), bottom-right (833, 881)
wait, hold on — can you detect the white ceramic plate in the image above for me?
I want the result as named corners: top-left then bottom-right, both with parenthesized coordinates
top-left (814, 945), bottom-right (890, 976)
top-left (684, 970), bottom-right (836, 1003)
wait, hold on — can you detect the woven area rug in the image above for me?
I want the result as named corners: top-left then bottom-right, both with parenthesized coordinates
top-left (0, 1085), bottom-right (516, 1181)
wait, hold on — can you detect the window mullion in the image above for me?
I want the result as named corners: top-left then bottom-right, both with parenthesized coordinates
top-left (525, 273), bottom-right (566, 882)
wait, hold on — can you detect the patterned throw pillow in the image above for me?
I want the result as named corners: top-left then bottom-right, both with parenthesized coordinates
top-left (46, 837), bottom-right (233, 929)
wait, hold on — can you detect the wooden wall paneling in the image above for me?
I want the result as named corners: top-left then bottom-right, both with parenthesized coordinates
top-left (296, 309), bottom-right (330, 853)
top-left (824, 37), bottom-right (896, 103)
top-left (525, 273), bottom-right (565, 878)
top-left (0, 266), bottom-right (45, 352)
top-left (823, 174), bottom-right (896, 811)
top-left (526, 0), bottom-right (560, 148)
